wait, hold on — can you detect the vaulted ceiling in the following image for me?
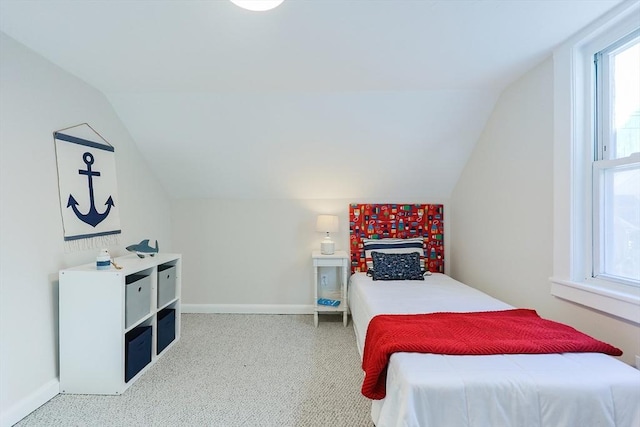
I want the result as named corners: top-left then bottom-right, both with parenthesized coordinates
top-left (0, 0), bottom-right (622, 199)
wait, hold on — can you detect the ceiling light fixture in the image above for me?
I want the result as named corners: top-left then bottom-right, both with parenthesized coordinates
top-left (230, 0), bottom-right (284, 12)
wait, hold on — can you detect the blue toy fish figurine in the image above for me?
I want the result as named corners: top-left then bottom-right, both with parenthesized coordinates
top-left (126, 239), bottom-right (159, 258)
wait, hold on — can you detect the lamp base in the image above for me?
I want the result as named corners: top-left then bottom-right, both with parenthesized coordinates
top-left (320, 238), bottom-right (335, 255)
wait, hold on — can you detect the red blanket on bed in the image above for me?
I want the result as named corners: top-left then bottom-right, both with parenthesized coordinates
top-left (361, 309), bottom-right (623, 400)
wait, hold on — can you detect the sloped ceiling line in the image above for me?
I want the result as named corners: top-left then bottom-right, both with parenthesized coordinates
top-left (0, 0), bottom-right (622, 198)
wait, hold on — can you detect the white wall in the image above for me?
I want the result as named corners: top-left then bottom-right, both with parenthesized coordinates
top-left (172, 198), bottom-right (450, 311)
top-left (0, 33), bottom-right (173, 426)
top-left (450, 56), bottom-right (640, 366)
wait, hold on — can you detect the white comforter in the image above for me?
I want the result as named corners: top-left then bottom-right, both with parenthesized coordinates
top-left (349, 273), bottom-right (640, 427)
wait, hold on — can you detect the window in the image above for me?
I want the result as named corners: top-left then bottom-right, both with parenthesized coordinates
top-left (551, 1), bottom-right (640, 324)
top-left (593, 31), bottom-right (640, 286)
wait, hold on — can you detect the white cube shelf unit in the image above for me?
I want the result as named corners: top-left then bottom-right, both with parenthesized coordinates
top-left (59, 253), bottom-right (181, 395)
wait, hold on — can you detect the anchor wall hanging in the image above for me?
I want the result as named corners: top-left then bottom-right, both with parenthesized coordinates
top-left (54, 123), bottom-right (121, 251)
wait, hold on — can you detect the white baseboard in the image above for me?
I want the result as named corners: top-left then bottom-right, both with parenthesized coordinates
top-left (181, 304), bottom-right (314, 315)
top-left (1, 378), bottom-right (59, 427)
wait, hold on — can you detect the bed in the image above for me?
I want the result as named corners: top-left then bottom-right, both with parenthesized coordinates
top-left (347, 203), bottom-right (640, 427)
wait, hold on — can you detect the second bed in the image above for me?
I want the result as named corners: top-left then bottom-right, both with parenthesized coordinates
top-left (349, 272), bottom-right (640, 427)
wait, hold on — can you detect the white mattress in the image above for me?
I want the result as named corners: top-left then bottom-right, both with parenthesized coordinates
top-left (348, 272), bottom-right (640, 427)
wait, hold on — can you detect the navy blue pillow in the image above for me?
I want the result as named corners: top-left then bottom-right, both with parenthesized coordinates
top-left (371, 251), bottom-right (424, 281)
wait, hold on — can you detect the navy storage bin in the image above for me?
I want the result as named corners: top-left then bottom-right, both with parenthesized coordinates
top-left (157, 308), bottom-right (176, 354)
top-left (125, 326), bottom-right (152, 382)
top-left (157, 265), bottom-right (176, 307)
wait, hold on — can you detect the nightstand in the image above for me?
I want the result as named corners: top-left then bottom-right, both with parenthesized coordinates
top-left (312, 250), bottom-right (349, 327)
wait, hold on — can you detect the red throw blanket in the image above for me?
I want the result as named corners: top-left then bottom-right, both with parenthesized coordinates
top-left (361, 309), bottom-right (622, 400)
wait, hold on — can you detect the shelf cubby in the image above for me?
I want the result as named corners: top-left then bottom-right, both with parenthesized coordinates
top-left (59, 253), bottom-right (181, 395)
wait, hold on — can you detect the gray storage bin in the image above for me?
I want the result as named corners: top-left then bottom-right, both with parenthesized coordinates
top-left (157, 265), bottom-right (176, 307)
top-left (125, 274), bottom-right (151, 328)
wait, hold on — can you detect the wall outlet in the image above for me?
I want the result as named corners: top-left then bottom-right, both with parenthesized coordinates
top-left (635, 355), bottom-right (640, 370)
top-left (320, 274), bottom-right (328, 288)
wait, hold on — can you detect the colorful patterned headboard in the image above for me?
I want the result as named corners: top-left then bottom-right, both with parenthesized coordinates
top-left (349, 203), bottom-right (444, 274)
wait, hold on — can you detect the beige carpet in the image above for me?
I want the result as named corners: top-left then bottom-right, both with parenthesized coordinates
top-left (16, 314), bottom-right (374, 427)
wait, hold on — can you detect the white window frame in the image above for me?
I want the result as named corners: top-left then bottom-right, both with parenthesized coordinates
top-left (593, 30), bottom-right (640, 286)
top-left (551, 0), bottom-right (640, 324)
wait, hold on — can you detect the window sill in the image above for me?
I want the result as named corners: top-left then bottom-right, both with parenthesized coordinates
top-left (550, 277), bottom-right (640, 324)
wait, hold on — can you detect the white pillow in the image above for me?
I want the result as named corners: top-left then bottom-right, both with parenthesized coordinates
top-left (363, 237), bottom-right (425, 272)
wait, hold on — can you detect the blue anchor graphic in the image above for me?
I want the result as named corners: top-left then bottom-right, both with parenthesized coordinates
top-left (67, 152), bottom-right (114, 227)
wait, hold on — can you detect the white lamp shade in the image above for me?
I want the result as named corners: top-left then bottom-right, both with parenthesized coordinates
top-left (316, 215), bottom-right (339, 233)
top-left (230, 0), bottom-right (284, 11)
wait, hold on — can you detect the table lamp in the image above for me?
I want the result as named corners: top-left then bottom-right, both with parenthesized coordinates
top-left (316, 215), bottom-right (339, 255)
